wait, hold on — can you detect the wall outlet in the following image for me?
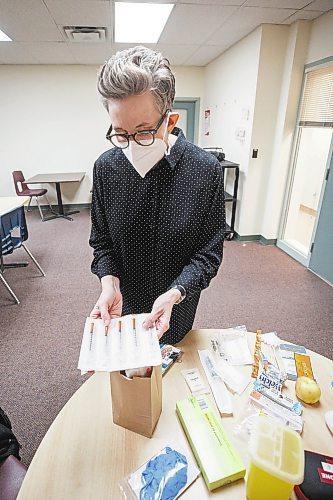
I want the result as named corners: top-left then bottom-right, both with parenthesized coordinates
top-left (241, 108), bottom-right (250, 120)
top-left (236, 128), bottom-right (246, 139)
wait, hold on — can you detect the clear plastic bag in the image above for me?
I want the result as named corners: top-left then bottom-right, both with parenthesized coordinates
top-left (212, 325), bottom-right (253, 365)
top-left (119, 445), bottom-right (200, 500)
top-left (233, 401), bottom-right (264, 443)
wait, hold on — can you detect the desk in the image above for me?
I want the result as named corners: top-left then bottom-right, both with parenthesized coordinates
top-left (0, 196), bottom-right (30, 218)
top-left (17, 330), bottom-right (333, 500)
top-left (0, 197), bottom-right (31, 303)
top-left (25, 172), bottom-right (85, 221)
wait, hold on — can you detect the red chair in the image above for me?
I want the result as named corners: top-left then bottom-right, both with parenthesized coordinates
top-left (12, 171), bottom-right (53, 221)
top-left (0, 455), bottom-right (27, 500)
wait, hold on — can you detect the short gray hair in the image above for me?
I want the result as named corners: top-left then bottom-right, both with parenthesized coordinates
top-left (97, 46), bottom-right (175, 114)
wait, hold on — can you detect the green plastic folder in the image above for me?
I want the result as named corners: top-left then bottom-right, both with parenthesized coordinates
top-left (176, 395), bottom-right (246, 491)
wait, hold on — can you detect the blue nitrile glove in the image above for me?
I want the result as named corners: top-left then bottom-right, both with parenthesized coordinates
top-left (140, 447), bottom-right (188, 500)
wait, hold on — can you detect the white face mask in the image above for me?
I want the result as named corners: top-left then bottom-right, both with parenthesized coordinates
top-left (121, 115), bottom-right (169, 178)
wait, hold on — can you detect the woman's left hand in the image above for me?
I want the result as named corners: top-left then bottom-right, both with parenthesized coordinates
top-left (143, 289), bottom-right (181, 339)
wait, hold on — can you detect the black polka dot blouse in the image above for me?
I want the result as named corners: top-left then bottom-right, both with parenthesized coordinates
top-left (89, 127), bottom-right (226, 344)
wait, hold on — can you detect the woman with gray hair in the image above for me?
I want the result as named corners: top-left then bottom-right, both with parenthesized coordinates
top-left (89, 46), bottom-right (225, 343)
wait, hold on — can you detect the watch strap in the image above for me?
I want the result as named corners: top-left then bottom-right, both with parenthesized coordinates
top-left (173, 284), bottom-right (186, 304)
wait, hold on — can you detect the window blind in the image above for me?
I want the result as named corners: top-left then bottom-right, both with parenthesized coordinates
top-left (299, 65), bottom-right (333, 128)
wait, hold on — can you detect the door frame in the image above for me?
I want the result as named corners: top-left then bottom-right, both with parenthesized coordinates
top-left (276, 56), bottom-right (333, 267)
top-left (173, 98), bottom-right (200, 144)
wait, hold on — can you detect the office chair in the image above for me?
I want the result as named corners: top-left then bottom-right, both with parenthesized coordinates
top-left (12, 170), bottom-right (53, 221)
top-left (0, 206), bottom-right (45, 304)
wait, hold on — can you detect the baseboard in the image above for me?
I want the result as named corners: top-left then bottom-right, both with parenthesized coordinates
top-left (259, 235), bottom-right (277, 246)
top-left (234, 232), bottom-right (277, 246)
top-left (27, 203), bottom-right (91, 210)
top-left (234, 233), bottom-right (261, 242)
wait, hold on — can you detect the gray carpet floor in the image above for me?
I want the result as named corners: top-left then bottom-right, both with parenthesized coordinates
top-left (0, 209), bottom-right (332, 466)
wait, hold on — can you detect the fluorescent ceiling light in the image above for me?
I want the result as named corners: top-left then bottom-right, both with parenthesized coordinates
top-left (0, 29), bottom-right (12, 41)
top-left (115, 2), bottom-right (174, 43)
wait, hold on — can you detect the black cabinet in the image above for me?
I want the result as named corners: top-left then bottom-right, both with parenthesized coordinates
top-left (204, 148), bottom-right (240, 241)
top-left (220, 160), bottom-right (239, 240)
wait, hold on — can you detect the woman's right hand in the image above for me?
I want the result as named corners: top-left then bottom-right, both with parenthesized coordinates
top-left (90, 276), bottom-right (123, 326)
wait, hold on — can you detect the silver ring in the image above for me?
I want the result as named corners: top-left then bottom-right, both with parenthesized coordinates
top-left (95, 305), bottom-right (100, 310)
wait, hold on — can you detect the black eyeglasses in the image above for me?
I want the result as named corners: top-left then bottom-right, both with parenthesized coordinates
top-left (106, 109), bottom-right (169, 149)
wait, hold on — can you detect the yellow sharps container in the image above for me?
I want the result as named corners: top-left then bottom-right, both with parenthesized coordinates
top-left (246, 417), bottom-right (304, 500)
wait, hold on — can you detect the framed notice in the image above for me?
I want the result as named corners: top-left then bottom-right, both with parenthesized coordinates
top-left (204, 109), bottom-right (211, 136)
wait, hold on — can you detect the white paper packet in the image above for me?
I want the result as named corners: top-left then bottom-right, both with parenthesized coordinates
top-left (198, 349), bottom-right (233, 415)
top-left (181, 368), bottom-right (209, 395)
top-left (215, 359), bottom-right (251, 395)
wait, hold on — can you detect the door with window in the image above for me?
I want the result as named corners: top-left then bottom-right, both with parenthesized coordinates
top-left (279, 64), bottom-right (333, 269)
top-left (173, 100), bottom-right (198, 144)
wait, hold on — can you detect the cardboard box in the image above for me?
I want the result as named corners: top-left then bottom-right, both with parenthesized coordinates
top-left (176, 394), bottom-right (246, 491)
top-left (110, 365), bottom-right (162, 438)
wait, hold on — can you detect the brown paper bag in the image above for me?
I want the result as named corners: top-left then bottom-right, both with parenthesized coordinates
top-left (110, 365), bottom-right (162, 438)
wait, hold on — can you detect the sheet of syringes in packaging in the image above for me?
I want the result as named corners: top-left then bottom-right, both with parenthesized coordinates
top-left (77, 313), bottom-right (162, 373)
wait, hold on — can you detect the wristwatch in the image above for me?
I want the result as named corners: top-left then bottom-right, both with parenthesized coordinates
top-left (172, 284), bottom-right (186, 304)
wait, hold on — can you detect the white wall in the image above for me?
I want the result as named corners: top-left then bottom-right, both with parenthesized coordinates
top-left (172, 66), bottom-right (205, 140)
top-left (0, 64), bottom-right (204, 203)
top-left (201, 25), bottom-right (292, 236)
top-left (0, 65), bottom-right (107, 203)
top-left (306, 9), bottom-right (333, 64)
top-left (202, 28), bottom-right (262, 232)
top-left (202, 28), bottom-right (261, 168)
top-left (242, 24), bottom-right (289, 236)
top-left (261, 20), bottom-right (311, 240)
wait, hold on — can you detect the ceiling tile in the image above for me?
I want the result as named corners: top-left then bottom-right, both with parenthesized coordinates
top-left (185, 44), bottom-right (227, 65)
top-left (155, 43), bottom-right (198, 64)
top-left (68, 42), bottom-right (114, 63)
top-left (159, 4), bottom-right (238, 45)
top-left (68, 42), bottom-right (156, 64)
top-left (303, 0), bottom-right (333, 11)
top-left (24, 42), bottom-right (76, 63)
top-left (178, 0), bottom-right (243, 4)
top-left (283, 9), bottom-right (323, 23)
top-left (0, 0), bottom-right (63, 42)
top-left (115, 0), bottom-right (179, 3)
top-left (113, 43), bottom-right (157, 51)
top-left (45, 0), bottom-right (112, 26)
top-left (243, 0), bottom-right (309, 8)
top-left (0, 42), bottom-right (39, 63)
top-left (207, 6), bottom-right (295, 45)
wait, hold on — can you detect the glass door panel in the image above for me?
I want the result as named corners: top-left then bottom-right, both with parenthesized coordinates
top-left (283, 127), bottom-right (333, 256)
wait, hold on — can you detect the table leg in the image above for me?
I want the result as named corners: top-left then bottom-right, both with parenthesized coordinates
top-left (42, 182), bottom-right (80, 222)
top-left (56, 182), bottom-right (65, 215)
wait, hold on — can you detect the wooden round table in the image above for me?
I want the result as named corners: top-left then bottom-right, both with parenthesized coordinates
top-left (17, 329), bottom-right (333, 499)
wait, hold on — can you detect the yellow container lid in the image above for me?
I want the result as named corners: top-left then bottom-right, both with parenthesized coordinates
top-left (248, 417), bottom-right (304, 485)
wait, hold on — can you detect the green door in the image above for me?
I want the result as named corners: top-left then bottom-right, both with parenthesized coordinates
top-left (173, 100), bottom-right (197, 144)
top-left (309, 148), bottom-right (333, 285)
